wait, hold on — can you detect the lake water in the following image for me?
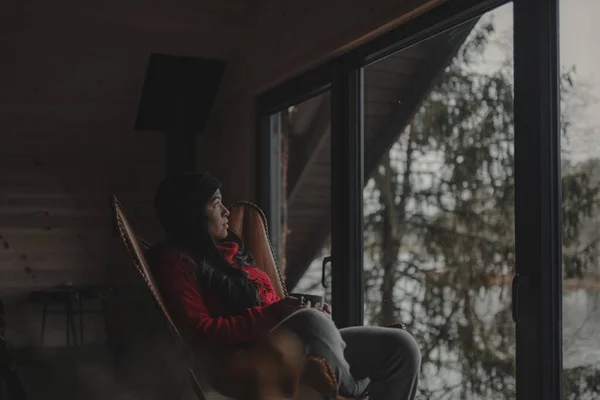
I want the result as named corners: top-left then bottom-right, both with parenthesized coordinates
top-left (296, 259), bottom-right (600, 397)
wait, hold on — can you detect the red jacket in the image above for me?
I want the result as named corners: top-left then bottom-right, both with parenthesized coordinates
top-left (152, 242), bottom-right (282, 347)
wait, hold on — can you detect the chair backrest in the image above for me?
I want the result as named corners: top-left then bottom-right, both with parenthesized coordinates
top-left (110, 195), bottom-right (182, 339)
top-left (228, 201), bottom-right (288, 298)
top-left (111, 197), bottom-right (289, 336)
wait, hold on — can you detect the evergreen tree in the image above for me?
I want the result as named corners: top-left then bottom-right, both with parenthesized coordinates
top-left (362, 17), bottom-right (600, 399)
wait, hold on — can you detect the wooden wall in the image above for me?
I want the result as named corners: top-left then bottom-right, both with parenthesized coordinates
top-left (1, 0), bottom-right (250, 303)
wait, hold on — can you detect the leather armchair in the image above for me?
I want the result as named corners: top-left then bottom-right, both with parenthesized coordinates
top-left (111, 196), bottom-right (352, 399)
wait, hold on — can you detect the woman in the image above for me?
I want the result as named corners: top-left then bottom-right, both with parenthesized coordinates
top-left (150, 172), bottom-right (421, 400)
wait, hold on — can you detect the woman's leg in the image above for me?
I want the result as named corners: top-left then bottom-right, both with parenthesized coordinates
top-left (272, 308), bottom-right (368, 397)
top-left (339, 326), bottom-right (421, 400)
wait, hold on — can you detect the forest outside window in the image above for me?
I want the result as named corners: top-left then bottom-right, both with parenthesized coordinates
top-left (362, 5), bottom-right (516, 398)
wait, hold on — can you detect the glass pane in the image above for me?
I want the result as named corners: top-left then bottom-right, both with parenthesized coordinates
top-left (560, 1), bottom-right (600, 398)
top-left (268, 92), bottom-right (331, 300)
top-left (363, 4), bottom-right (515, 399)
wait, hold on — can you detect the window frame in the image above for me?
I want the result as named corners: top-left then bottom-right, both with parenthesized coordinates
top-left (256, 0), bottom-right (562, 398)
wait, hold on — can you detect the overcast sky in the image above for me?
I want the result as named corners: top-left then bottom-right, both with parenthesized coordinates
top-left (560, 0), bottom-right (600, 162)
top-left (491, 1), bottom-right (600, 163)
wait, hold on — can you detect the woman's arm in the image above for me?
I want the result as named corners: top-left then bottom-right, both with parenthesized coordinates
top-left (154, 252), bottom-right (282, 346)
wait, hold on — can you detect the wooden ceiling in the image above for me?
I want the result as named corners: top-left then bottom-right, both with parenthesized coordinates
top-left (4, 0), bottom-right (250, 132)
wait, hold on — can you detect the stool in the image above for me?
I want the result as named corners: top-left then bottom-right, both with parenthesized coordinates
top-left (30, 287), bottom-right (79, 346)
top-left (73, 284), bottom-right (114, 345)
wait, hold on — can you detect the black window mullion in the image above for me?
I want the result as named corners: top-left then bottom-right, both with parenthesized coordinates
top-left (330, 58), bottom-right (364, 328)
top-left (513, 0), bottom-right (562, 399)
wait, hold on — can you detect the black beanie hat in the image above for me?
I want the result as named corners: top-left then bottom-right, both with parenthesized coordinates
top-left (154, 172), bottom-right (221, 236)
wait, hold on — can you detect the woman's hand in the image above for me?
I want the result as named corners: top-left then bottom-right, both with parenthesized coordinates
top-left (271, 297), bottom-right (309, 319)
top-left (307, 301), bottom-right (331, 316)
top-left (271, 297), bottom-right (331, 320)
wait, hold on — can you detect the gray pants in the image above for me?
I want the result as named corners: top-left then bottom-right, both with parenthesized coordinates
top-left (273, 308), bottom-right (421, 400)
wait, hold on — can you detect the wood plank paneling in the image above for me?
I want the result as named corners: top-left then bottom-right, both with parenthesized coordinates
top-left (0, 251), bottom-right (106, 270)
top-left (0, 0), bottom-right (193, 352)
top-left (0, 174), bottom-right (160, 190)
top-left (20, 0), bottom-right (246, 38)
top-left (0, 269), bottom-right (106, 288)
top-left (0, 207), bottom-right (156, 220)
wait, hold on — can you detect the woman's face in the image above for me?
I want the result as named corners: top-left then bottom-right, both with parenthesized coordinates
top-left (203, 189), bottom-right (230, 240)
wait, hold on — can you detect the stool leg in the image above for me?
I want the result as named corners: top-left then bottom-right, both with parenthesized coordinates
top-left (79, 296), bottom-right (84, 346)
top-left (71, 310), bottom-right (77, 345)
top-left (41, 302), bottom-right (48, 346)
top-left (66, 302), bottom-right (70, 346)
top-left (67, 301), bottom-right (77, 346)
top-left (102, 299), bottom-right (108, 344)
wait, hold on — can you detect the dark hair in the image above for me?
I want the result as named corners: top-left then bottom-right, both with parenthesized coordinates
top-left (154, 172), bottom-right (261, 315)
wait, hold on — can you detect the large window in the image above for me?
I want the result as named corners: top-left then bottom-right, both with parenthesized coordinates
top-left (362, 5), bottom-right (516, 398)
top-left (259, 0), bottom-right (567, 398)
top-left (560, 0), bottom-right (600, 398)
